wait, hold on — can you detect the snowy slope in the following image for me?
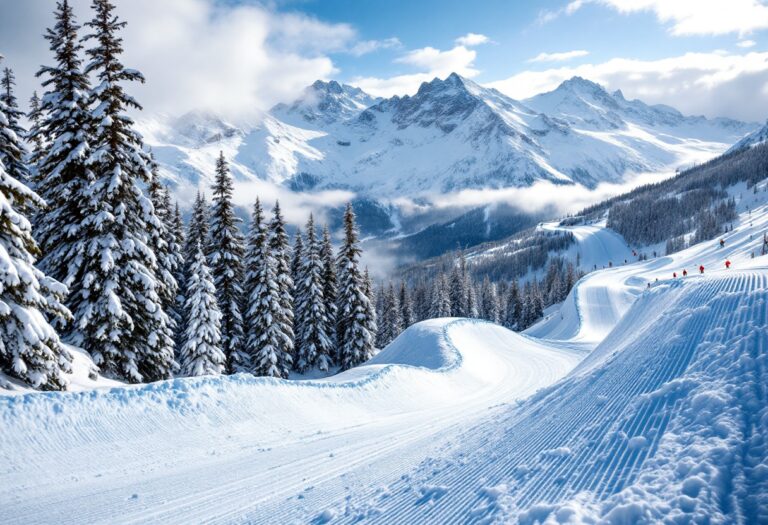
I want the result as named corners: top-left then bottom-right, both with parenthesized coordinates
top-left (727, 119), bottom-right (768, 153)
top-left (143, 74), bottom-right (758, 201)
top-left (3, 186), bottom-right (767, 522)
top-left (0, 321), bottom-right (581, 524)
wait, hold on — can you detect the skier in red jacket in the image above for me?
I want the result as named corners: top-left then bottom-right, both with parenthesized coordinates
top-left (725, 260), bottom-right (731, 269)
top-left (682, 269), bottom-right (688, 276)
top-left (699, 265), bottom-right (705, 274)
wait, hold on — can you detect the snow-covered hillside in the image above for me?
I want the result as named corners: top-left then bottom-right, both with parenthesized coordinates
top-left (728, 119), bottom-right (768, 153)
top-left (2, 181), bottom-right (767, 523)
top-left (143, 74), bottom-right (758, 202)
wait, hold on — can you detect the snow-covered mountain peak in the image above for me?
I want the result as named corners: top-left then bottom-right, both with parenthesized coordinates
top-left (161, 110), bottom-right (244, 147)
top-left (272, 79), bottom-right (380, 127)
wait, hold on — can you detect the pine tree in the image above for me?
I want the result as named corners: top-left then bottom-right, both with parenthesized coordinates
top-left (363, 267), bottom-right (378, 348)
top-left (379, 282), bottom-right (403, 347)
top-left (412, 280), bottom-right (430, 322)
top-left (399, 281), bottom-right (415, 329)
top-left (430, 273), bottom-right (452, 318)
top-left (0, 65), bottom-right (31, 187)
top-left (27, 91), bottom-right (45, 166)
top-left (78, 0), bottom-right (174, 382)
top-left (184, 191), bottom-right (209, 283)
top-left (0, 90), bottom-right (73, 390)
top-left (247, 211), bottom-right (293, 378)
top-left (335, 204), bottom-right (375, 369)
top-left (170, 201), bottom-right (186, 344)
top-left (291, 227), bottom-right (303, 288)
top-left (466, 279), bottom-right (479, 318)
top-left (374, 282), bottom-right (387, 348)
top-left (242, 198), bottom-right (265, 371)
top-left (449, 255), bottom-right (467, 317)
top-left (320, 225), bottom-right (337, 360)
top-left (147, 164), bottom-right (181, 341)
top-left (504, 280), bottom-right (522, 330)
top-left (178, 243), bottom-right (225, 376)
top-left (208, 151), bottom-right (246, 371)
top-left (480, 277), bottom-right (500, 323)
top-left (267, 201), bottom-right (295, 366)
top-left (34, 0), bottom-right (93, 297)
top-left (294, 215), bottom-right (333, 372)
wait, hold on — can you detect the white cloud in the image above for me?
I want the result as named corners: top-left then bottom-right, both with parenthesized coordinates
top-left (488, 51), bottom-right (768, 121)
top-left (544, 0), bottom-right (768, 36)
top-left (738, 39), bottom-right (757, 48)
top-left (395, 45), bottom-right (478, 74)
top-left (349, 37), bottom-right (402, 56)
top-left (455, 33), bottom-right (491, 47)
top-left (401, 170), bottom-right (676, 217)
top-left (537, 0), bottom-right (584, 25)
top-left (352, 39), bottom-right (481, 97)
top-left (0, 0), bottom-right (354, 119)
top-left (529, 50), bottom-right (590, 63)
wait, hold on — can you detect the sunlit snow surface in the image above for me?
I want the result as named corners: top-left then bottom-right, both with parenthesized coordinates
top-left (2, 187), bottom-right (768, 523)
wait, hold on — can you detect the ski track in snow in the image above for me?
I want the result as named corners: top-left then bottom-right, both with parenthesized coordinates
top-left (2, 197), bottom-right (768, 523)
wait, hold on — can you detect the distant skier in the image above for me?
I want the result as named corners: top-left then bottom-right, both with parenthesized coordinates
top-left (682, 269), bottom-right (688, 277)
top-left (699, 265), bottom-right (705, 274)
top-left (673, 272), bottom-right (677, 278)
top-left (719, 239), bottom-right (725, 248)
top-left (725, 260), bottom-right (731, 269)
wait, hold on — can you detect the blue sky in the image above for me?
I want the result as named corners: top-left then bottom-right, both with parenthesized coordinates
top-left (1, 0), bottom-right (767, 120)
top-left (273, 0), bottom-right (739, 82)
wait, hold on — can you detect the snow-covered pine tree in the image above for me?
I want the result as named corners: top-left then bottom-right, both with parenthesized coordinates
top-left (504, 280), bottom-right (522, 330)
top-left (479, 277), bottom-right (500, 323)
top-left (412, 280), bottom-right (430, 322)
top-left (179, 243), bottom-right (225, 377)
top-left (147, 163), bottom-right (180, 342)
top-left (335, 204), bottom-right (375, 370)
top-left (448, 255), bottom-right (467, 317)
top-left (466, 278), bottom-right (479, 318)
top-left (0, 65), bottom-right (31, 188)
top-left (379, 282), bottom-right (403, 347)
top-left (430, 273), bottom-right (451, 318)
top-left (363, 267), bottom-right (378, 347)
top-left (532, 280), bottom-right (544, 321)
top-left (27, 91), bottom-right (45, 166)
top-left (374, 282), bottom-right (386, 347)
top-left (267, 201), bottom-right (295, 366)
top-left (289, 227), bottom-right (304, 361)
top-left (79, 0), bottom-right (174, 382)
top-left (170, 202), bottom-right (186, 342)
top-left (291, 227), bottom-right (303, 289)
top-left (242, 198), bottom-right (265, 372)
top-left (184, 191), bottom-right (209, 288)
top-left (0, 97), bottom-right (73, 390)
top-left (247, 207), bottom-right (293, 378)
top-left (208, 151), bottom-right (246, 372)
top-left (399, 281), bottom-right (415, 329)
top-left (520, 281), bottom-right (534, 329)
top-left (320, 225), bottom-right (337, 360)
top-left (33, 0), bottom-right (93, 332)
top-left (294, 215), bottom-right (333, 372)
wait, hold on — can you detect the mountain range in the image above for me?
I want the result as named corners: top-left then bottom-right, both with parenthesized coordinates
top-left (141, 74), bottom-right (759, 253)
